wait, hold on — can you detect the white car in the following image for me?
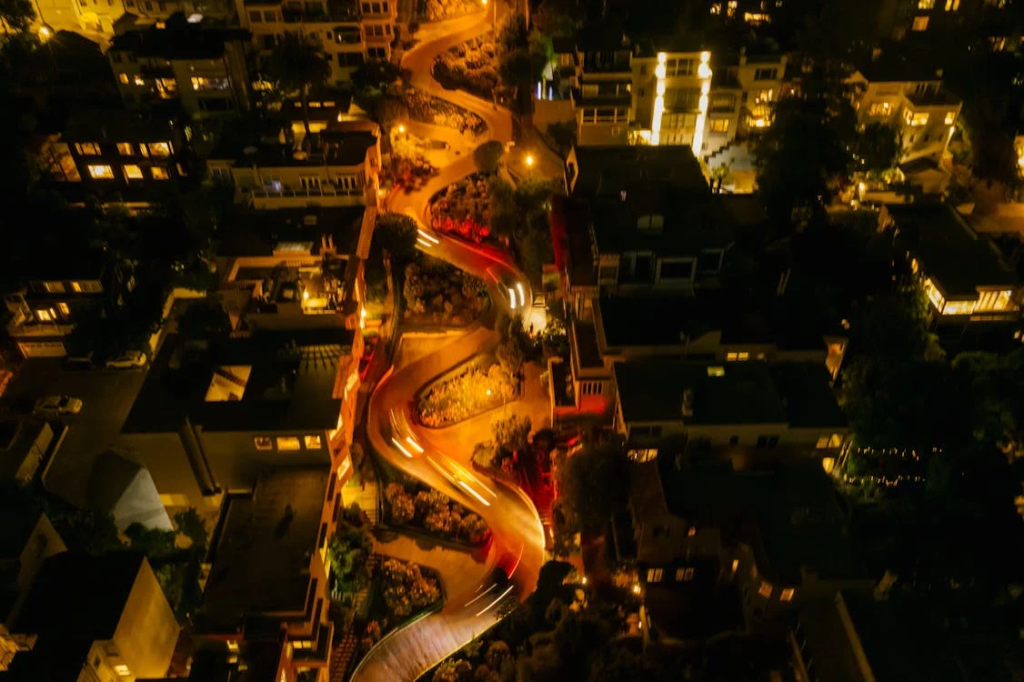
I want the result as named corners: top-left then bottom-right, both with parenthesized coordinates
top-left (34, 395), bottom-right (83, 416)
top-left (106, 350), bottom-right (147, 369)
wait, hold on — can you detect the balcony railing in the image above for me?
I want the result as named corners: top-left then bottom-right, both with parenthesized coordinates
top-left (249, 186), bottom-right (362, 199)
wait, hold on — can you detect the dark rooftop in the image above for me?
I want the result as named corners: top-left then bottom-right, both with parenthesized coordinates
top-left (571, 320), bottom-right (603, 370)
top-left (7, 552), bottom-right (145, 681)
top-left (614, 361), bottom-right (787, 425)
top-left (219, 206), bottom-right (365, 258)
top-left (645, 562), bottom-right (745, 640)
top-left (858, 52), bottom-right (944, 83)
top-left (888, 203), bottom-right (1018, 298)
top-left (570, 145), bottom-right (707, 198)
top-left (771, 363), bottom-right (847, 429)
top-left (199, 467), bottom-right (329, 629)
top-left (215, 125), bottom-right (377, 167)
top-left (122, 328), bottom-right (350, 435)
top-left (109, 16), bottom-right (250, 59)
top-left (61, 109), bottom-right (178, 142)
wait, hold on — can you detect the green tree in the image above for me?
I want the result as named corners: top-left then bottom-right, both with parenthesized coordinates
top-left (264, 32), bottom-right (331, 136)
top-left (125, 523), bottom-right (178, 559)
top-left (854, 122), bottom-right (902, 174)
top-left (554, 442), bottom-right (629, 534)
top-left (351, 59), bottom-right (405, 122)
top-left (952, 348), bottom-right (1024, 459)
top-left (433, 658), bottom-right (473, 682)
top-left (473, 140), bottom-right (505, 174)
top-left (328, 519), bottom-right (374, 599)
top-left (173, 508), bottom-right (208, 552)
top-left (496, 337), bottom-right (525, 385)
top-left (176, 299), bottom-right (230, 340)
top-left (492, 414), bottom-right (531, 454)
top-left (0, 0), bottom-right (35, 33)
top-left (374, 211), bottom-right (418, 262)
top-left (753, 64), bottom-right (857, 227)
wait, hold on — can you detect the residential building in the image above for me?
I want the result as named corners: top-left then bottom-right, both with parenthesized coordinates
top-left (236, 0), bottom-right (398, 85)
top-left (37, 109), bottom-right (193, 204)
top-left (0, 418), bottom-right (56, 487)
top-left (550, 293), bottom-right (849, 422)
top-left (208, 120), bottom-right (382, 209)
top-left (612, 360), bottom-right (849, 462)
top-left (877, 0), bottom-right (1016, 43)
top-left (0, 511), bottom-right (66, 638)
top-left (107, 16), bottom-right (252, 118)
top-left (883, 203), bottom-right (1022, 325)
top-left (630, 39), bottom-right (714, 151)
top-left (124, 0), bottom-right (233, 22)
top-left (77, 0), bottom-right (129, 34)
top-left (3, 245), bottom-right (135, 359)
top-left (625, 459), bottom-right (870, 641)
top-left (569, 25), bottom-right (634, 146)
top-left (848, 54), bottom-right (962, 163)
top-left (191, 467), bottom-right (336, 682)
top-left (2, 552), bottom-right (179, 681)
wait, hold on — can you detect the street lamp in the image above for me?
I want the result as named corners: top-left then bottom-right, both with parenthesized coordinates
top-left (38, 25), bottom-right (53, 41)
top-left (397, 123), bottom-right (406, 134)
top-left (525, 153), bottom-right (534, 178)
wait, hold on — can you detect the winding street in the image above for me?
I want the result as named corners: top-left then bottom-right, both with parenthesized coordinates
top-left (349, 9), bottom-right (544, 682)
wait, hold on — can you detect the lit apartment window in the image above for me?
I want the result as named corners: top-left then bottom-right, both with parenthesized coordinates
top-left (118, 73), bottom-right (129, 84)
top-left (646, 568), bottom-right (663, 583)
top-left (191, 76), bottom-right (230, 91)
top-left (780, 587), bottom-right (795, 602)
top-left (918, 0), bottom-right (934, 7)
top-left (707, 366), bottom-right (725, 377)
top-left (731, 559), bottom-right (739, 572)
top-left (123, 164), bottom-right (143, 180)
top-left (116, 142), bottom-right (133, 155)
top-left (905, 111), bottom-right (929, 126)
top-left (254, 436), bottom-right (273, 450)
top-left (305, 435), bottom-right (322, 449)
top-left (829, 433), bottom-right (842, 447)
top-left (709, 118), bottom-right (730, 133)
top-left (36, 309), bottom-right (53, 322)
top-left (754, 88), bottom-right (774, 103)
top-left (277, 437), bottom-right (301, 451)
top-left (945, 0), bottom-right (959, 9)
top-left (58, 302), bottom-right (69, 315)
top-left (868, 101), bottom-right (891, 116)
top-left (88, 164), bottom-right (115, 179)
top-left (816, 436), bottom-right (830, 449)
top-left (133, 75), bottom-right (146, 86)
top-left (912, 15), bottom-right (929, 30)
top-left (627, 448), bottom-right (658, 462)
top-left (76, 142), bottom-right (101, 155)
top-left (151, 166), bottom-right (170, 180)
top-left (42, 281), bottom-right (65, 293)
top-left (944, 111), bottom-right (956, 125)
top-left (709, 2), bottom-right (721, 13)
top-left (727, 0), bottom-right (736, 16)
top-left (675, 567), bottom-right (695, 581)
top-left (114, 664), bottom-right (131, 676)
top-left (737, 351), bottom-right (749, 360)
top-left (758, 581), bottom-right (773, 598)
top-left (147, 142), bottom-right (172, 157)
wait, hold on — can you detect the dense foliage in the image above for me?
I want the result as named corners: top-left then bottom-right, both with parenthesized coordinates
top-left (383, 482), bottom-right (491, 544)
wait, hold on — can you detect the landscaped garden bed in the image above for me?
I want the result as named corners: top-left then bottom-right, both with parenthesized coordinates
top-left (382, 478), bottom-right (491, 545)
top-left (402, 257), bottom-right (487, 326)
top-left (428, 173), bottom-right (492, 243)
top-left (433, 36), bottom-right (500, 100)
top-left (389, 132), bottom-right (438, 191)
top-left (417, 353), bottom-right (517, 427)
top-left (404, 88), bottom-right (485, 135)
top-left (419, 0), bottom-right (480, 21)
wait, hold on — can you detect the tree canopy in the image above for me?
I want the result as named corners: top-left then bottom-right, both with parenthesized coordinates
top-left (554, 441), bottom-right (629, 535)
top-left (473, 140), bottom-right (505, 174)
top-left (263, 32), bottom-right (331, 135)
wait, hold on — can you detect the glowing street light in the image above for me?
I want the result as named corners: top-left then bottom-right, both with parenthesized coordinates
top-left (397, 123), bottom-right (406, 134)
top-left (525, 154), bottom-right (534, 167)
top-left (38, 25), bottom-right (53, 41)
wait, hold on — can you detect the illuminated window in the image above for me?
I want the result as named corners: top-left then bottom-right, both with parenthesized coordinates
top-left (709, 118), bottom-right (730, 133)
top-left (754, 89), bottom-right (774, 104)
top-left (42, 281), bottom-right (64, 293)
top-left (675, 567), bottom-right (695, 581)
top-left (191, 76), bottom-right (230, 91)
top-left (727, 0), bottom-right (737, 16)
top-left (909, 112), bottom-right (929, 126)
top-left (114, 664), bottom-right (130, 676)
top-left (116, 142), bottom-right (133, 155)
top-left (133, 75), bottom-right (146, 86)
top-left (707, 366), bottom-right (725, 377)
top-left (944, 111), bottom-right (955, 125)
top-left (709, 2), bottom-right (721, 13)
top-left (305, 435), bottom-right (322, 449)
top-left (758, 581), bottom-right (773, 598)
top-left (58, 302), bottom-right (69, 315)
top-left (147, 142), bottom-right (172, 157)
top-left (277, 437), bottom-right (301, 451)
top-left (976, 289), bottom-right (1014, 312)
top-left (646, 568), bottom-right (663, 583)
top-left (829, 433), bottom-right (843, 448)
top-left (780, 588), bottom-right (795, 602)
top-left (912, 15), bottom-right (929, 30)
top-left (868, 101), bottom-right (891, 116)
top-left (943, 300), bottom-right (976, 315)
top-left (151, 166), bottom-right (170, 180)
top-left (945, 0), bottom-right (959, 9)
top-left (816, 436), bottom-right (830, 449)
top-left (737, 351), bottom-right (749, 361)
top-left (731, 559), bottom-right (739, 572)
top-left (923, 277), bottom-right (946, 311)
top-left (254, 436), bottom-right (273, 450)
top-left (628, 448), bottom-right (658, 462)
top-left (123, 164), bottom-right (143, 180)
top-left (118, 73), bottom-right (129, 84)
top-left (76, 142), bottom-right (101, 155)
top-left (36, 309), bottom-right (53, 322)
top-left (88, 164), bottom-right (114, 179)
top-left (726, 352), bottom-right (738, 361)
top-left (918, 0), bottom-right (934, 7)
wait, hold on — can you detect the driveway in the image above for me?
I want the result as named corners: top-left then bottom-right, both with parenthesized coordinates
top-left (1, 359), bottom-right (146, 507)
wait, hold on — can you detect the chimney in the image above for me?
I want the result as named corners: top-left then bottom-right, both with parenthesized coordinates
top-left (682, 388), bottom-right (694, 417)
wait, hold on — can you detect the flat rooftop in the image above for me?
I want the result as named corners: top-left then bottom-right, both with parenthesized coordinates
top-left (219, 206), bottom-right (365, 258)
top-left (200, 467), bottom-right (329, 628)
top-left (888, 204), bottom-right (1018, 298)
top-left (122, 328), bottom-right (350, 434)
top-left (213, 124), bottom-right (378, 168)
top-left (109, 19), bottom-right (250, 59)
top-left (570, 145), bottom-right (707, 198)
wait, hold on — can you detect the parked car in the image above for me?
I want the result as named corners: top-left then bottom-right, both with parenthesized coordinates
top-left (105, 350), bottom-right (147, 369)
top-left (33, 395), bottom-right (83, 416)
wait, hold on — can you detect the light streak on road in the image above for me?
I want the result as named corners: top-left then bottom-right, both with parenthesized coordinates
top-left (508, 287), bottom-right (517, 310)
top-left (392, 438), bottom-right (414, 458)
top-left (463, 583), bottom-right (497, 607)
top-left (508, 544), bottom-right (524, 579)
top-left (443, 456), bottom-right (496, 498)
top-left (475, 585), bottom-right (514, 617)
top-left (485, 267), bottom-right (499, 284)
top-left (416, 237), bottom-right (434, 249)
top-left (516, 282), bottom-right (525, 307)
top-left (406, 436), bottom-right (424, 453)
top-left (458, 480), bottom-right (492, 507)
top-left (417, 229), bottom-right (440, 245)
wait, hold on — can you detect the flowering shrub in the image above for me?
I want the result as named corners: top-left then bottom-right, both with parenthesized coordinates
top-left (429, 175), bottom-right (492, 243)
top-left (418, 363), bottom-right (515, 426)
top-left (402, 259), bottom-right (486, 326)
top-left (384, 481), bottom-right (491, 544)
top-left (404, 89), bottom-right (485, 135)
top-left (381, 558), bottom-right (441, 617)
top-left (433, 36), bottom-right (500, 99)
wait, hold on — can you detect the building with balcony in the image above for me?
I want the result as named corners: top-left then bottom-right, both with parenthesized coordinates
top-left (630, 39), bottom-right (714, 151)
top-left (237, 0), bottom-right (398, 86)
top-left (2, 551), bottom-right (179, 681)
top-left (208, 120), bottom-right (382, 209)
top-left (849, 54), bottom-right (962, 163)
top-left (191, 466), bottom-right (337, 682)
top-left (612, 360), bottom-right (849, 464)
top-left (108, 15), bottom-right (252, 118)
top-left (37, 109), bottom-right (193, 204)
top-left (3, 244), bottom-right (135, 359)
top-left (883, 203), bottom-right (1022, 326)
top-left (625, 458), bottom-right (869, 641)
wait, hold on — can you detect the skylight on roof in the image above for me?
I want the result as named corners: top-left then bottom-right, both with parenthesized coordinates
top-left (205, 365), bottom-right (252, 402)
